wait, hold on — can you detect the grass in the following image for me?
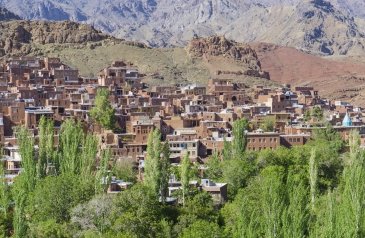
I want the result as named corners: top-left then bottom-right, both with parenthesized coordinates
top-left (29, 39), bottom-right (279, 87)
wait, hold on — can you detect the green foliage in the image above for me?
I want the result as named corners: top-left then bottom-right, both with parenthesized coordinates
top-left (144, 129), bottom-right (171, 203)
top-left (37, 116), bottom-right (54, 178)
top-left (205, 152), bottom-right (223, 181)
top-left (311, 106), bottom-right (324, 122)
top-left (6, 115), bottom-right (364, 238)
top-left (112, 159), bottom-right (137, 183)
top-left (0, 156), bottom-right (11, 237)
top-left (95, 149), bottom-right (111, 194)
top-left (111, 185), bottom-right (162, 238)
top-left (29, 219), bottom-right (71, 238)
top-left (160, 142), bottom-right (171, 204)
top-left (16, 126), bottom-right (36, 190)
top-left (26, 174), bottom-right (94, 224)
top-left (336, 131), bottom-right (365, 237)
top-left (90, 88), bottom-right (116, 130)
top-left (222, 137), bottom-right (231, 161)
top-left (260, 116), bottom-right (276, 132)
top-left (180, 220), bottom-right (223, 238)
top-left (144, 129), bottom-right (162, 195)
top-left (184, 191), bottom-right (216, 221)
top-left (180, 153), bottom-right (190, 206)
top-left (232, 118), bottom-right (249, 158)
top-left (80, 134), bottom-right (98, 180)
top-left (59, 119), bottom-right (84, 175)
top-left (13, 126), bottom-right (37, 237)
top-left (222, 157), bottom-right (255, 198)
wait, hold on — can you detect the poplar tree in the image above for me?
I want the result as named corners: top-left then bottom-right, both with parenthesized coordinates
top-left (95, 149), bottom-right (111, 194)
top-left (261, 166), bottom-right (285, 238)
top-left (160, 142), bottom-right (170, 204)
top-left (309, 149), bottom-right (318, 212)
top-left (16, 126), bottom-right (36, 189)
top-left (282, 169), bottom-right (309, 238)
top-left (232, 118), bottom-right (248, 159)
top-left (337, 130), bottom-right (365, 237)
top-left (13, 126), bottom-right (36, 238)
top-left (222, 137), bottom-right (231, 161)
top-left (37, 116), bottom-right (54, 178)
top-left (59, 119), bottom-right (83, 175)
top-left (144, 129), bottom-right (162, 196)
top-left (80, 134), bottom-right (98, 180)
top-left (181, 153), bottom-right (190, 207)
top-left (0, 154), bottom-right (10, 235)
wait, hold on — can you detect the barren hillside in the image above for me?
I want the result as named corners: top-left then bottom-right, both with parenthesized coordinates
top-left (252, 42), bottom-right (365, 105)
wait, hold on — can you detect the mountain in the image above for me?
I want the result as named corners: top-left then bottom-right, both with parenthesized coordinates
top-left (1, 0), bottom-right (365, 55)
top-left (0, 7), bottom-right (21, 21)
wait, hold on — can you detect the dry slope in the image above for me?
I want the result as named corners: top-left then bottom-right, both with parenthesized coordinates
top-left (252, 42), bottom-right (365, 106)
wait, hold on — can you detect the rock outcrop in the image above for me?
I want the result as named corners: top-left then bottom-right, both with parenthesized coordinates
top-left (0, 20), bottom-right (109, 55)
top-left (187, 36), bottom-right (269, 79)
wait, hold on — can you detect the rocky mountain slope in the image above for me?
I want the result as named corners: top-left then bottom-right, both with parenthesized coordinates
top-left (0, 7), bottom-right (20, 21)
top-left (0, 20), bottom-right (109, 56)
top-left (1, 0), bottom-right (365, 55)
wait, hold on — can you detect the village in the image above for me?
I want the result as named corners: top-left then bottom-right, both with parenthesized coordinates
top-left (0, 56), bottom-right (363, 204)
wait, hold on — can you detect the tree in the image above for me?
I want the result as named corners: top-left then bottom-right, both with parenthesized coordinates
top-left (90, 88), bottom-right (116, 130)
top-left (38, 116), bottom-right (54, 178)
top-left (71, 194), bottom-right (114, 236)
top-left (222, 137), bottom-right (231, 161)
top-left (58, 119), bottom-right (83, 175)
top-left (260, 166), bottom-right (286, 238)
top-left (311, 106), bottom-right (324, 122)
top-left (304, 109), bottom-right (311, 122)
top-left (261, 116), bottom-right (276, 132)
top-left (232, 118), bottom-right (249, 158)
top-left (144, 129), bottom-right (170, 202)
top-left (160, 142), bottom-right (171, 204)
top-left (95, 149), bottom-right (111, 194)
top-left (0, 154), bottom-right (11, 237)
top-left (111, 185), bottom-right (162, 238)
top-left (205, 152), bottom-right (223, 181)
top-left (282, 167), bottom-right (309, 238)
top-left (112, 159), bottom-right (137, 183)
top-left (222, 156), bottom-right (255, 198)
top-left (180, 153), bottom-right (190, 207)
top-left (336, 130), bottom-right (365, 237)
top-left (144, 129), bottom-right (162, 195)
top-left (29, 219), bottom-right (71, 238)
top-left (309, 149), bottom-right (318, 212)
top-left (13, 126), bottom-right (36, 238)
top-left (80, 134), bottom-right (98, 180)
top-left (180, 220), bottom-right (222, 238)
top-left (26, 174), bottom-right (94, 224)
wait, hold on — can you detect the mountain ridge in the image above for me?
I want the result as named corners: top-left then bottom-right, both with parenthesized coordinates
top-left (1, 0), bottom-right (365, 55)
